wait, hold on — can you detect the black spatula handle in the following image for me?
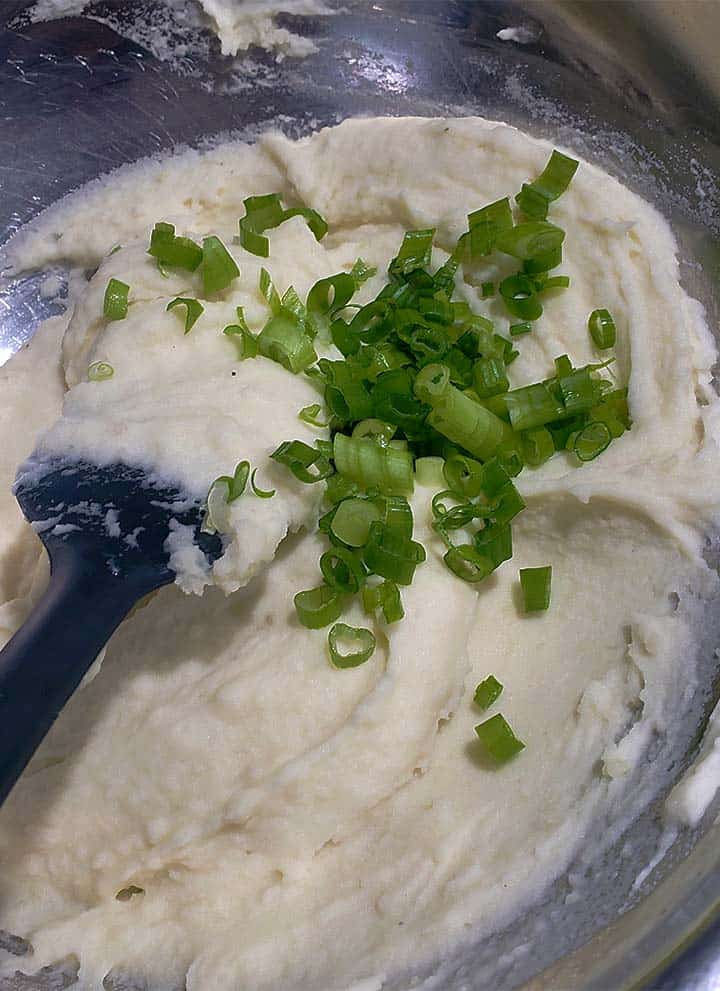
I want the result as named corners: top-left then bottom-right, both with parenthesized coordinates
top-left (0, 545), bottom-right (163, 806)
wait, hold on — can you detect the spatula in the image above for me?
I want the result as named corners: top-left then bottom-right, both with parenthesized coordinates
top-left (0, 456), bottom-right (221, 806)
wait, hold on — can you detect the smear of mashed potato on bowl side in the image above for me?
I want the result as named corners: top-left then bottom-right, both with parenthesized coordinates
top-left (0, 116), bottom-right (719, 991)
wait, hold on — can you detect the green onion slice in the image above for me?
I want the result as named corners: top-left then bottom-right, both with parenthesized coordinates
top-left (258, 313), bottom-right (317, 374)
top-left (328, 623), bottom-right (376, 668)
top-left (333, 433), bottom-right (414, 496)
top-left (148, 222), bottom-right (203, 271)
top-left (167, 296), bottom-right (204, 334)
top-left (362, 521), bottom-right (426, 586)
top-left (88, 360), bottom-right (114, 381)
top-left (350, 257), bottom-right (377, 286)
top-left (443, 453), bottom-right (485, 498)
top-left (224, 317), bottom-right (258, 359)
top-left (444, 545), bottom-right (494, 583)
top-left (250, 467), bottom-right (276, 498)
top-left (495, 221), bottom-right (565, 262)
top-left (201, 235), bottom-right (239, 295)
top-left (574, 420), bottom-right (612, 462)
top-left (499, 273), bottom-right (543, 322)
top-left (271, 440), bottom-right (333, 483)
top-left (330, 497), bottom-right (381, 547)
top-left (389, 229), bottom-right (435, 276)
top-left (320, 546), bottom-right (366, 593)
top-left (519, 565), bottom-right (552, 612)
top-left (103, 278), bottom-right (129, 321)
top-left (521, 426), bottom-right (555, 467)
top-left (474, 674), bottom-right (504, 711)
top-left (474, 356), bottom-right (510, 398)
top-left (239, 193), bottom-right (328, 258)
top-left (295, 585), bottom-right (344, 629)
top-left (463, 198), bottom-right (514, 259)
top-left (475, 713), bottom-right (525, 761)
top-left (362, 579), bottom-right (404, 623)
top-left (516, 150), bottom-right (579, 220)
top-left (299, 403), bottom-right (330, 428)
top-left (510, 322), bottom-right (532, 337)
top-left (588, 308), bottom-right (617, 350)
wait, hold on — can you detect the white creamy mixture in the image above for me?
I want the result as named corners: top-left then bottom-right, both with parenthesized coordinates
top-left (0, 117), bottom-right (719, 991)
top-left (25, 0), bottom-right (333, 59)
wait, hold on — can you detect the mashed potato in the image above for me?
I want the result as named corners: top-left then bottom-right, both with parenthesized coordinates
top-left (0, 117), bottom-right (718, 991)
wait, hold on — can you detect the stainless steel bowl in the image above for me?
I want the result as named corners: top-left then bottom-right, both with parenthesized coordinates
top-left (1, 2), bottom-right (719, 988)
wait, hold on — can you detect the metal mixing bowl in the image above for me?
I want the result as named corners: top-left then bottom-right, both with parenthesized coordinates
top-left (1, 2), bottom-right (719, 988)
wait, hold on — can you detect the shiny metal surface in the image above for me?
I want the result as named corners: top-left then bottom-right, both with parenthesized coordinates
top-left (0, 2), bottom-right (719, 988)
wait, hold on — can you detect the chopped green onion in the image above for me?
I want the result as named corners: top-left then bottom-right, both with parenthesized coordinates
top-left (499, 273), bottom-right (543, 321)
top-left (443, 545), bottom-right (494, 583)
top-left (362, 579), bottom-right (404, 623)
top-left (362, 521), bottom-right (426, 586)
top-left (474, 523), bottom-right (513, 568)
top-left (148, 222), bottom-right (203, 271)
top-left (223, 319), bottom-right (258, 358)
top-left (259, 268), bottom-right (282, 315)
top-left (443, 453), bottom-right (485, 498)
top-left (201, 478), bottom-right (231, 535)
top-left (474, 713), bottom-right (525, 761)
top-left (250, 467), bottom-right (275, 498)
top-left (201, 235), bottom-right (239, 295)
top-left (463, 198), bottom-right (514, 259)
top-left (491, 481), bottom-right (526, 527)
top-left (559, 368), bottom-right (599, 415)
top-left (415, 456), bottom-right (445, 487)
top-left (103, 278), bottom-right (129, 321)
top-left (375, 494), bottom-right (414, 539)
top-left (307, 273), bottom-right (357, 325)
top-left (258, 313), bottom-right (317, 373)
top-left (588, 308), bottom-right (617, 350)
top-left (320, 546), bottom-right (366, 593)
top-left (523, 245), bottom-right (563, 274)
top-left (239, 193), bottom-right (328, 258)
top-left (295, 585), bottom-right (344, 629)
top-left (480, 457), bottom-right (511, 497)
top-left (325, 474), bottom-right (359, 505)
top-left (201, 462), bottom-right (249, 534)
top-left (473, 357), bottom-right (509, 398)
top-left (474, 675), bottom-right (503, 711)
top-left (88, 360), bottom-right (114, 381)
top-left (350, 257), bottom-right (377, 286)
top-left (504, 382), bottom-right (566, 431)
top-left (495, 221), bottom-right (566, 262)
top-left (328, 623), bottom-right (376, 668)
top-left (574, 420), bottom-right (612, 462)
top-left (333, 433), bottom-right (414, 496)
top-left (535, 274), bottom-right (570, 292)
top-left (167, 296), bottom-right (204, 334)
top-left (554, 354), bottom-right (573, 378)
top-left (481, 281), bottom-right (495, 298)
top-left (417, 368), bottom-right (515, 461)
top-left (414, 363), bottom-right (451, 403)
top-left (521, 426), bottom-right (555, 467)
top-left (271, 440), bottom-right (333, 483)
top-left (510, 322), bottom-right (532, 337)
top-left (516, 150), bottom-right (579, 220)
top-left (299, 403), bottom-right (330, 428)
top-left (519, 565), bottom-right (552, 612)
top-left (352, 418), bottom-right (396, 446)
top-left (330, 497), bottom-right (381, 547)
top-left (389, 229), bottom-right (435, 276)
